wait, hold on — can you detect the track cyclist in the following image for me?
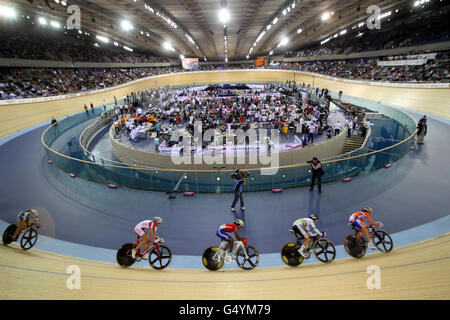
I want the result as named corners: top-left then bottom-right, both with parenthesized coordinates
top-left (348, 207), bottom-right (383, 250)
top-left (132, 217), bottom-right (163, 259)
top-left (292, 214), bottom-right (324, 258)
top-left (12, 209), bottom-right (40, 241)
top-left (216, 219), bottom-right (245, 259)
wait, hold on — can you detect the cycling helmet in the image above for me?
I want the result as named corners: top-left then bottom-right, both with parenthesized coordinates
top-left (234, 219), bottom-right (244, 227)
top-left (153, 216), bottom-right (163, 224)
top-left (29, 209), bottom-right (38, 218)
top-left (361, 207), bottom-right (373, 214)
top-left (309, 214), bottom-right (319, 221)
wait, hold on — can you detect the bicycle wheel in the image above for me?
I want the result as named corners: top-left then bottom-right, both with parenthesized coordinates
top-left (2, 224), bottom-right (17, 245)
top-left (373, 230), bottom-right (394, 253)
top-left (313, 239), bottom-right (336, 263)
top-left (20, 228), bottom-right (38, 250)
top-left (344, 235), bottom-right (366, 258)
top-left (281, 242), bottom-right (304, 266)
top-left (116, 243), bottom-right (136, 267)
top-left (149, 245), bottom-right (172, 270)
top-left (202, 246), bottom-right (224, 271)
top-left (236, 245), bottom-right (259, 270)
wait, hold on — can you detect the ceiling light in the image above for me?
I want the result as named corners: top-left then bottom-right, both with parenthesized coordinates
top-left (61, 1), bottom-right (67, 6)
top-left (297, 28), bottom-right (302, 34)
top-left (273, 17), bottom-right (278, 24)
top-left (292, 2), bottom-right (295, 9)
top-left (269, 50), bottom-right (273, 55)
top-left (121, 20), bottom-right (133, 31)
top-left (50, 21), bottom-right (61, 28)
top-left (38, 17), bottom-right (47, 25)
top-left (282, 9), bottom-right (286, 15)
top-left (246, 55), bottom-right (249, 59)
top-left (54, 0), bottom-right (60, 3)
top-left (266, 25), bottom-right (272, 30)
top-left (96, 35), bottom-right (109, 43)
top-left (0, 6), bottom-right (17, 18)
top-left (279, 37), bottom-right (289, 46)
top-left (94, 43), bottom-right (99, 47)
top-left (321, 12), bottom-right (330, 21)
top-left (180, 54), bottom-right (184, 59)
top-left (219, 8), bottom-right (230, 24)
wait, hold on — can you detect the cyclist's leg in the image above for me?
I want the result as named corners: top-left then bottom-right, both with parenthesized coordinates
top-left (12, 220), bottom-right (27, 239)
top-left (133, 228), bottom-right (148, 258)
top-left (293, 223), bottom-right (309, 255)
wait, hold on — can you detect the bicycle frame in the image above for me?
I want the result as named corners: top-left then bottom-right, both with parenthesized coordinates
top-left (217, 240), bottom-right (248, 259)
top-left (134, 237), bottom-right (161, 257)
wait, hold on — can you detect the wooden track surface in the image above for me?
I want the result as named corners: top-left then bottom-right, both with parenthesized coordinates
top-left (1, 70), bottom-right (449, 139)
top-left (0, 70), bottom-right (449, 299)
top-left (0, 233), bottom-right (449, 299)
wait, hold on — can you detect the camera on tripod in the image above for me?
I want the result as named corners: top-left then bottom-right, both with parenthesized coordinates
top-left (231, 169), bottom-right (249, 180)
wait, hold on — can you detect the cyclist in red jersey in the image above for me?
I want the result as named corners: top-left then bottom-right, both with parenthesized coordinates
top-left (216, 219), bottom-right (245, 256)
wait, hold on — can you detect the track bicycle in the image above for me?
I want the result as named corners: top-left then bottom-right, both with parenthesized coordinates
top-left (281, 229), bottom-right (336, 266)
top-left (202, 237), bottom-right (259, 271)
top-left (116, 236), bottom-right (172, 270)
top-left (344, 225), bottom-right (393, 258)
top-left (2, 222), bottom-right (39, 250)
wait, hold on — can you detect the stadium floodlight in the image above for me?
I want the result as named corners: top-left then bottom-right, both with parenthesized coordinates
top-left (61, 1), bottom-right (67, 6)
top-left (38, 17), bottom-right (47, 25)
top-left (297, 28), bottom-right (302, 34)
top-left (219, 8), bottom-right (230, 24)
top-left (292, 1), bottom-right (295, 9)
top-left (321, 12), bottom-right (330, 21)
top-left (269, 50), bottom-right (273, 55)
top-left (123, 46), bottom-right (133, 52)
top-left (121, 20), bottom-right (133, 31)
top-left (225, 57), bottom-right (228, 62)
top-left (180, 55), bottom-right (184, 59)
top-left (246, 55), bottom-right (249, 59)
top-left (339, 29), bottom-right (347, 35)
top-left (273, 17), bottom-right (278, 24)
top-left (54, 0), bottom-right (60, 3)
top-left (282, 9), bottom-right (286, 15)
top-left (279, 37), bottom-right (289, 46)
top-left (114, 41), bottom-right (119, 46)
top-left (266, 25), bottom-right (271, 30)
top-left (0, 6), bottom-right (17, 18)
top-left (50, 21), bottom-right (61, 28)
top-left (96, 35), bottom-right (109, 43)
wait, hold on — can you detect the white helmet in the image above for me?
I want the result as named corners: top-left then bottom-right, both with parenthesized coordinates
top-left (234, 219), bottom-right (244, 227)
top-left (154, 216), bottom-right (163, 224)
top-left (29, 209), bottom-right (38, 218)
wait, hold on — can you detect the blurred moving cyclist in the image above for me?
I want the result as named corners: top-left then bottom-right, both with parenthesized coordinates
top-left (13, 209), bottom-right (40, 240)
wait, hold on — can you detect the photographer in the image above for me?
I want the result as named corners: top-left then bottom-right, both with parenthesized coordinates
top-left (231, 170), bottom-right (248, 212)
top-left (308, 157), bottom-right (323, 193)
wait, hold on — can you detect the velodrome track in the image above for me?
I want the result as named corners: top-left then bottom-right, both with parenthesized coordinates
top-left (0, 70), bottom-right (449, 299)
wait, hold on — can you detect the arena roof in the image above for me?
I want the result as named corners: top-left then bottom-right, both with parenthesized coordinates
top-left (0, 0), bottom-right (419, 60)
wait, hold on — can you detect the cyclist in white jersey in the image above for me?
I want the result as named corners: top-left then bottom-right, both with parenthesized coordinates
top-left (13, 209), bottom-right (40, 240)
top-left (132, 217), bottom-right (162, 259)
top-left (292, 214), bottom-right (324, 258)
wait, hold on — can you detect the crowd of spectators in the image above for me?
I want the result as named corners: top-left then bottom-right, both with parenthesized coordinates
top-left (112, 83), bottom-right (336, 152)
top-left (0, 66), bottom-right (183, 100)
top-left (274, 51), bottom-right (449, 83)
top-left (1, 50), bottom-right (448, 100)
top-left (0, 28), bottom-right (170, 63)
